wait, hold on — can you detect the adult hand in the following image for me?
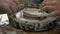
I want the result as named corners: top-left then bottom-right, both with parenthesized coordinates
top-left (40, 0), bottom-right (60, 17)
top-left (0, 0), bottom-right (18, 14)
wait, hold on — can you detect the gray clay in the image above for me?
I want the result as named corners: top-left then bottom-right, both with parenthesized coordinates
top-left (13, 8), bottom-right (56, 32)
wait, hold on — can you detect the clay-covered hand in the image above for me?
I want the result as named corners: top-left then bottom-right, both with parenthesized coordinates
top-left (40, 0), bottom-right (60, 17)
top-left (0, 0), bottom-right (18, 14)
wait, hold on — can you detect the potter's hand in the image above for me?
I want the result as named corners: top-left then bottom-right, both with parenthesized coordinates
top-left (0, 0), bottom-right (18, 14)
top-left (40, 0), bottom-right (60, 17)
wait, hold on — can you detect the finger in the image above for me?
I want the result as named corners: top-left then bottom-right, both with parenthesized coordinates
top-left (40, 1), bottom-right (57, 8)
top-left (41, 5), bottom-right (58, 12)
top-left (43, 1), bottom-right (57, 5)
top-left (52, 10), bottom-right (60, 16)
top-left (48, 10), bottom-right (60, 17)
top-left (44, 0), bottom-right (58, 2)
top-left (12, 0), bottom-right (18, 5)
top-left (3, 0), bottom-right (17, 10)
top-left (9, 1), bottom-right (17, 12)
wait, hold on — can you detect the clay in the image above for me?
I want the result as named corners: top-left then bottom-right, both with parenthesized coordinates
top-left (23, 8), bottom-right (40, 17)
top-left (13, 8), bottom-right (56, 32)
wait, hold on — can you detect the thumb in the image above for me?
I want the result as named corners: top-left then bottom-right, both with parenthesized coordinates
top-left (47, 10), bottom-right (60, 17)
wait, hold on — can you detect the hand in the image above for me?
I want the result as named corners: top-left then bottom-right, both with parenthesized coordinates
top-left (40, 0), bottom-right (60, 17)
top-left (0, 0), bottom-right (18, 14)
